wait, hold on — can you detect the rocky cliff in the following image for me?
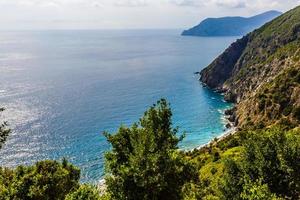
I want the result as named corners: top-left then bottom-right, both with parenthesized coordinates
top-left (200, 6), bottom-right (300, 129)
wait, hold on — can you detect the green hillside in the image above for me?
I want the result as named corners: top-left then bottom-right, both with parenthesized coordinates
top-left (201, 5), bottom-right (300, 129)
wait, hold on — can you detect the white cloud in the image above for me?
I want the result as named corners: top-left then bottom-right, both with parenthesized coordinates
top-left (168, 0), bottom-right (204, 7)
top-left (0, 0), bottom-right (59, 7)
top-left (213, 0), bottom-right (246, 8)
top-left (0, 0), bottom-right (298, 29)
top-left (168, 0), bottom-right (299, 10)
top-left (114, 0), bottom-right (148, 7)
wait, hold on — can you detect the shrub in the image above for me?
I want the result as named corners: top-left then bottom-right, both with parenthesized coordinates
top-left (0, 159), bottom-right (80, 200)
top-left (65, 184), bottom-right (102, 200)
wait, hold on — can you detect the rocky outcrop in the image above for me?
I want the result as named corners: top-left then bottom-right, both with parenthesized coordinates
top-left (200, 36), bottom-right (249, 90)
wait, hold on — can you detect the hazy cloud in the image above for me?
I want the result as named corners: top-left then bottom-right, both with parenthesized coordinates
top-left (168, 0), bottom-right (299, 9)
top-left (114, 0), bottom-right (148, 7)
top-left (0, 0), bottom-right (299, 29)
top-left (168, 0), bottom-right (204, 7)
top-left (213, 0), bottom-right (246, 8)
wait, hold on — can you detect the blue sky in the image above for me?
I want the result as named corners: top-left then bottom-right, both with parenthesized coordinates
top-left (0, 0), bottom-right (299, 30)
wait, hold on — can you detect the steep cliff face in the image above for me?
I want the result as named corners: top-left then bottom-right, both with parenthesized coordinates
top-left (200, 36), bottom-right (249, 89)
top-left (200, 6), bottom-right (300, 128)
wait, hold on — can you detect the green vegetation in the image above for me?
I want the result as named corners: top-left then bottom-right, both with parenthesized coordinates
top-left (221, 128), bottom-right (300, 199)
top-left (65, 184), bottom-right (104, 200)
top-left (259, 67), bottom-right (300, 115)
top-left (235, 5), bottom-right (300, 72)
top-left (0, 159), bottom-right (81, 199)
top-left (0, 108), bottom-right (10, 150)
top-left (0, 108), bottom-right (103, 200)
top-left (0, 99), bottom-right (299, 199)
top-left (101, 99), bottom-right (300, 199)
top-left (244, 65), bottom-right (300, 128)
top-left (103, 99), bottom-right (198, 200)
top-left (184, 127), bottom-right (300, 200)
top-left (101, 100), bottom-right (300, 200)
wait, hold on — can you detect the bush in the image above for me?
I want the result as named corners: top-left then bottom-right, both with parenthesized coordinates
top-left (0, 159), bottom-right (80, 200)
top-left (222, 127), bottom-right (300, 199)
top-left (0, 108), bottom-right (10, 149)
top-left (65, 184), bottom-right (102, 200)
top-left (240, 179), bottom-right (281, 200)
top-left (292, 106), bottom-right (300, 120)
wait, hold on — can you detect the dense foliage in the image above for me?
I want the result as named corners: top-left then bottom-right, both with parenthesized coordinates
top-left (0, 159), bottom-right (81, 200)
top-left (253, 66), bottom-right (300, 128)
top-left (0, 108), bottom-right (10, 150)
top-left (222, 128), bottom-right (300, 199)
top-left (104, 99), bottom-right (198, 200)
top-left (65, 184), bottom-right (104, 200)
top-left (185, 127), bottom-right (300, 200)
top-left (0, 99), bottom-right (299, 199)
top-left (102, 99), bottom-right (300, 199)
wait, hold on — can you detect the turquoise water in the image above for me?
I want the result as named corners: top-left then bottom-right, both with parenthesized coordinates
top-left (0, 30), bottom-right (236, 182)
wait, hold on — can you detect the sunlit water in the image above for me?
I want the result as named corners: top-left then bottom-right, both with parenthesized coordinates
top-left (0, 30), bottom-right (237, 182)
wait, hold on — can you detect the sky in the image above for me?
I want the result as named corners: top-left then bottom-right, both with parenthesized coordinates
top-left (0, 0), bottom-right (299, 30)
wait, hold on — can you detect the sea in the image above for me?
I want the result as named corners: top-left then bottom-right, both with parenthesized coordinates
top-left (0, 29), bottom-right (237, 182)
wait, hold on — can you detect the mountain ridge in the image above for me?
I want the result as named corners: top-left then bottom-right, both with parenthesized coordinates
top-left (182, 10), bottom-right (282, 37)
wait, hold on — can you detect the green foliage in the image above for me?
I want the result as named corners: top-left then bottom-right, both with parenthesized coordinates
top-left (240, 179), bottom-right (281, 200)
top-left (104, 99), bottom-right (198, 200)
top-left (293, 106), bottom-right (300, 120)
top-left (0, 98), bottom-right (299, 200)
top-left (185, 127), bottom-right (299, 199)
top-left (222, 127), bottom-right (300, 199)
top-left (241, 5), bottom-right (300, 69)
top-left (263, 40), bottom-right (300, 65)
top-left (181, 182), bottom-right (203, 200)
top-left (250, 65), bottom-right (300, 128)
top-left (0, 159), bottom-right (80, 200)
top-left (65, 184), bottom-right (102, 200)
top-left (0, 108), bottom-right (10, 149)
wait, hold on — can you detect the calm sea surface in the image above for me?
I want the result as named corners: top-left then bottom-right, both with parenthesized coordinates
top-left (0, 30), bottom-right (237, 182)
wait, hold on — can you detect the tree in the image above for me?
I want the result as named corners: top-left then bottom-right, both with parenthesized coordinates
top-left (222, 127), bottom-right (300, 199)
top-left (240, 179), bottom-right (281, 200)
top-left (0, 159), bottom-right (80, 200)
top-left (65, 184), bottom-right (103, 200)
top-left (0, 108), bottom-right (10, 149)
top-left (104, 99), bottom-right (197, 200)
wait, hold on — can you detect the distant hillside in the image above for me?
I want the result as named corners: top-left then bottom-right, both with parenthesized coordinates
top-left (182, 10), bottom-right (282, 37)
top-left (200, 6), bottom-right (300, 129)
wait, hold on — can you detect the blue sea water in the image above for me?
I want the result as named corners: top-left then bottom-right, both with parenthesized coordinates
top-left (0, 30), bottom-right (237, 182)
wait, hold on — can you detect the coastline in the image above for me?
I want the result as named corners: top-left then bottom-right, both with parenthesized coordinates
top-left (97, 96), bottom-right (237, 189)
top-left (195, 97), bottom-right (237, 150)
top-left (196, 127), bottom-right (237, 150)
top-left (97, 179), bottom-right (106, 195)
top-left (97, 127), bottom-right (238, 190)
top-left (97, 81), bottom-right (238, 189)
